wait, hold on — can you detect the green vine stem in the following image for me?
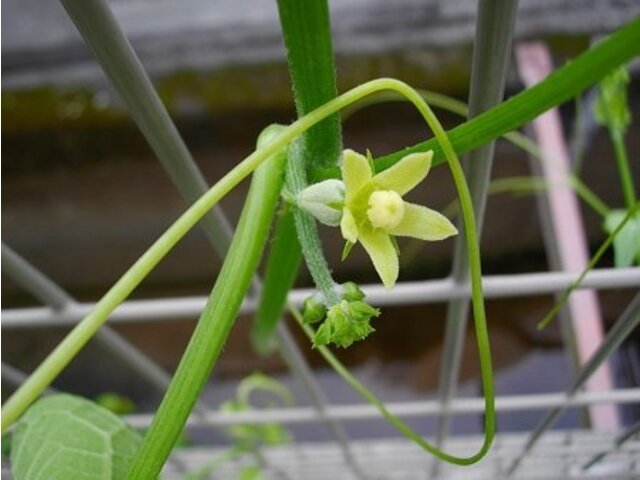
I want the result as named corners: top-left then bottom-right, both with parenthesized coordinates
top-left (286, 140), bottom-right (342, 305)
top-left (236, 373), bottom-right (294, 408)
top-left (537, 204), bottom-right (639, 329)
top-left (126, 126), bottom-right (288, 478)
top-left (358, 82), bottom-right (494, 465)
top-left (610, 128), bottom-right (637, 210)
top-left (442, 176), bottom-right (609, 219)
top-left (3, 17), bottom-right (637, 429)
top-left (250, 209), bottom-right (301, 354)
top-left (290, 303), bottom-right (486, 466)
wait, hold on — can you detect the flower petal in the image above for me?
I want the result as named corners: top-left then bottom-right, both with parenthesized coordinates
top-left (359, 230), bottom-right (399, 289)
top-left (373, 151), bottom-right (432, 195)
top-left (389, 202), bottom-right (458, 240)
top-left (340, 208), bottom-right (359, 243)
top-left (341, 149), bottom-right (372, 198)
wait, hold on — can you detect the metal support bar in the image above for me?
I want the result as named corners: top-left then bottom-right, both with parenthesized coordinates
top-left (3, 268), bottom-right (638, 328)
top-left (582, 420), bottom-right (640, 470)
top-left (436, 0), bottom-right (519, 451)
top-left (1, 245), bottom-right (73, 309)
top-left (507, 293), bottom-right (640, 475)
top-left (121, 388), bottom-right (640, 429)
top-left (59, 0), bottom-right (234, 257)
top-left (1, 243), bottom-right (174, 392)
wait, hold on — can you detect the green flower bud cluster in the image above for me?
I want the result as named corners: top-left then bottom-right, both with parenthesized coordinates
top-left (301, 282), bottom-right (380, 348)
top-left (595, 66), bottom-right (631, 134)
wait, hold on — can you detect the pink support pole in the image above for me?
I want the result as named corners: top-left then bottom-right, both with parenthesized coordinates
top-left (515, 42), bottom-right (619, 430)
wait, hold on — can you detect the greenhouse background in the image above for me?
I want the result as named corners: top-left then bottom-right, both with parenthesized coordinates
top-left (2, 0), bottom-right (640, 478)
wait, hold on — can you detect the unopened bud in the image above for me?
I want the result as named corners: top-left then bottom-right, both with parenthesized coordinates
top-left (296, 179), bottom-right (345, 226)
top-left (302, 295), bottom-right (327, 324)
top-left (340, 282), bottom-right (365, 302)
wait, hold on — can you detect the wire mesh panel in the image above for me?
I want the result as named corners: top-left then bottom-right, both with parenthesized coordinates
top-left (160, 432), bottom-right (640, 480)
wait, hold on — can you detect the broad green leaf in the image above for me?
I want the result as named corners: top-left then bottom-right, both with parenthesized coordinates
top-left (604, 209), bottom-right (640, 267)
top-left (11, 394), bottom-right (141, 480)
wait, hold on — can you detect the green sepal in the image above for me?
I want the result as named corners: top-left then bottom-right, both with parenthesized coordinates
top-left (341, 241), bottom-right (354, 260)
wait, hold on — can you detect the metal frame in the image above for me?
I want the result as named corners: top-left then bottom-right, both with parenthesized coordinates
top-left (2, 0), bottom-right (639, 478)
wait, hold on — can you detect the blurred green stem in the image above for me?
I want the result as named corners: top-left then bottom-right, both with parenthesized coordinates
top-left (610, 128), bottom-right (637, 210)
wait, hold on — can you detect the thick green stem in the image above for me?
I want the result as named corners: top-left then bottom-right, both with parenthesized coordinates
top-left (125, 128), bottom-right (287, 478)
top-left (250, 209), bottom-right (302, 354)
top-left (276, 0), bottom-right (342, 172)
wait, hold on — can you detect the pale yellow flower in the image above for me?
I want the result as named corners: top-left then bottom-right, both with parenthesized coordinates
top-left (340, 149), bottom-right (457, 288)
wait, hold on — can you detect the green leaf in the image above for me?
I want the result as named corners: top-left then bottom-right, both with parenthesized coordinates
top-left (368, 17), bottom-right (640, 175)
top-left (604, 209), bottom-right (640, 267)
top-left (11, 394), bottom-right (141, 480)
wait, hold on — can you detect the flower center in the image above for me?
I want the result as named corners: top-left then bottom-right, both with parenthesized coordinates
top-left (367, 190), bottom-right (405, 230)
